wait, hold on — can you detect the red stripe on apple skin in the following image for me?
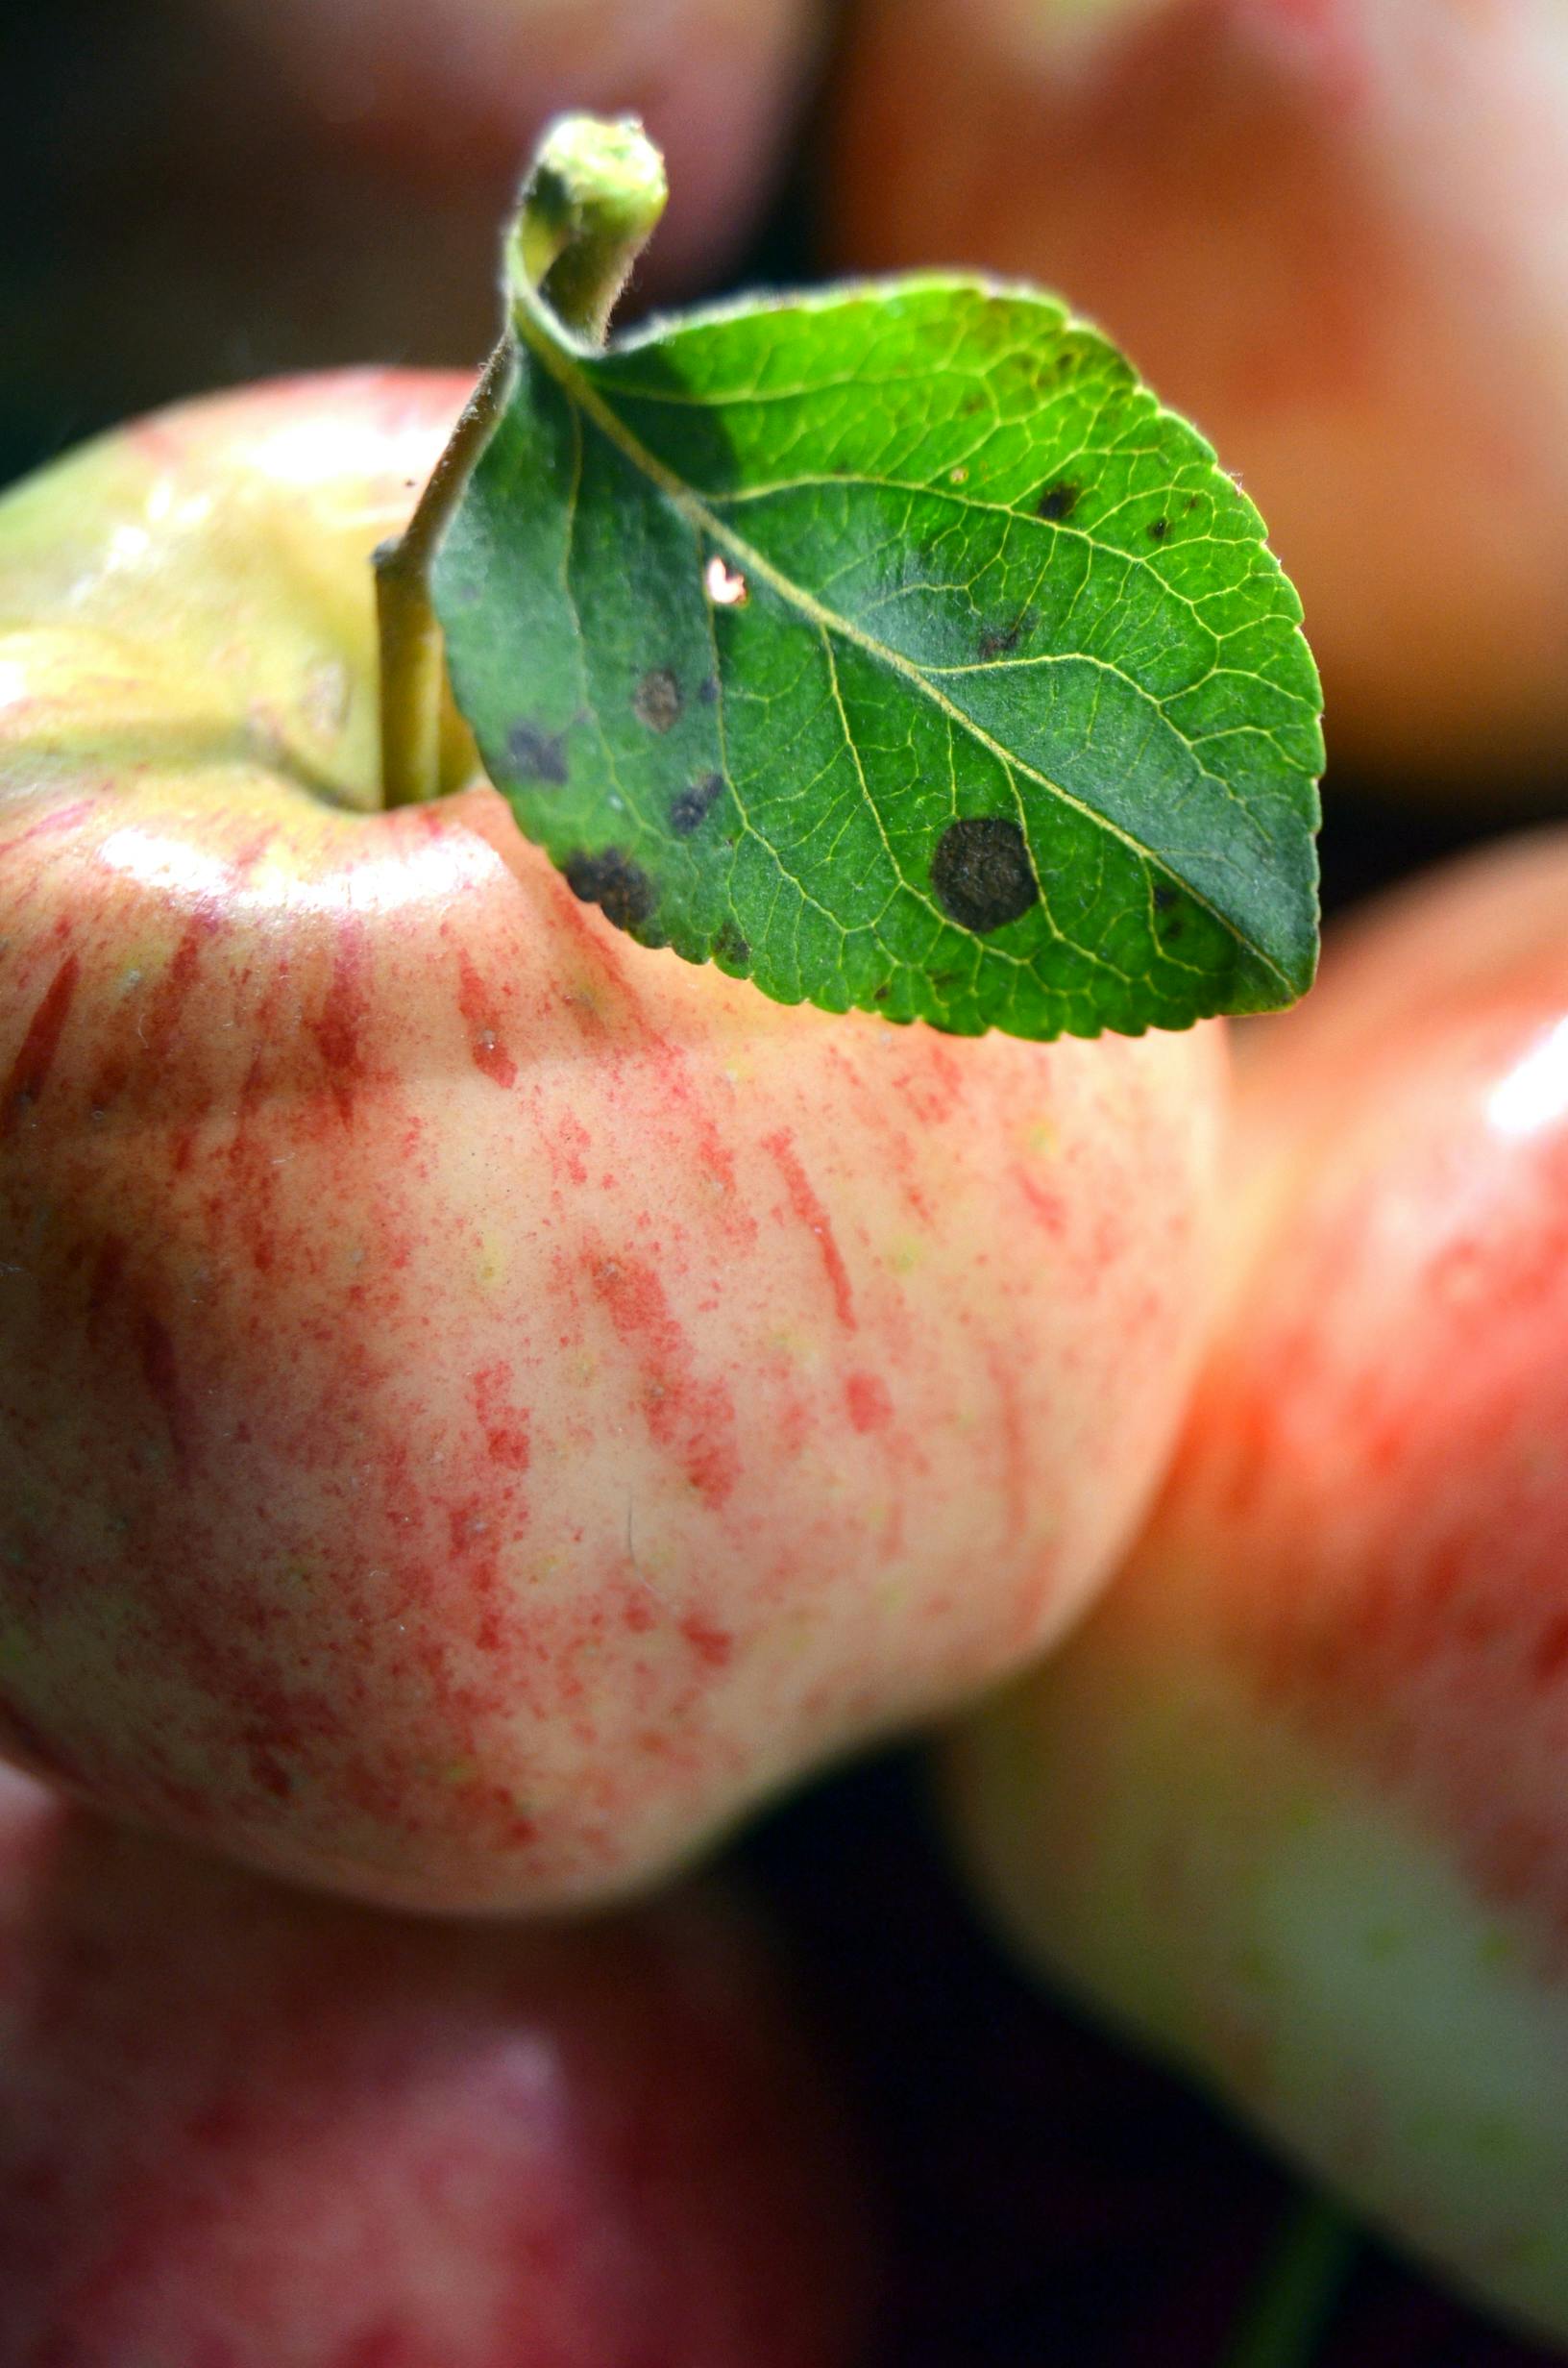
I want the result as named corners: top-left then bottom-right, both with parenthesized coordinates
top-left (454, 949), bottom-right (519, 1090)
top-left (0, 951), bottom-right (79, 1136)
top-left (587, 1248), bottom-right (742, 1513)
top-left (765, 1128), bottom-right (857, 1334)
top-left (309, 917), bottom-right (374, 1122)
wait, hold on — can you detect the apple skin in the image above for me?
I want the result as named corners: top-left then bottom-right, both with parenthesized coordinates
top-left (946, 827), bottom-right (1568, 2341)
top-left (0, 1764), bottom-right (873, 2366)
top-left (830, 0), bottom-right (1568, 795)
top-left (0, 369), bottom-right (1227, 1913)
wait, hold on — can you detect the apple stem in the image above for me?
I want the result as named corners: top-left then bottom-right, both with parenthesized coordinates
top-left (375, 342), bottom-right (511, 811)
top-left (375, 113), bottom-right (668, 810)
top-left (1219, 2193), bottom-right (1358, 2368)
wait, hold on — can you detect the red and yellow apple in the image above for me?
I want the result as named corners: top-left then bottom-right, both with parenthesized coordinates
top-left (830, 0), bottom-right (1568, 794)
top-left (948, 828), bottom-right (1568, 2341)
top-left (0, 1764), bottom-right (873, 2365)
top-left (0, 369), bottom-right (1226, 1912)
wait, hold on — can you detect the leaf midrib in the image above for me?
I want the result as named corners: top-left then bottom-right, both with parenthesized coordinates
top-left (513, 303), bottom-right (1299, 999)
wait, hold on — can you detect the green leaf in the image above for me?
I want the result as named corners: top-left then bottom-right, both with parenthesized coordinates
top-left (433, 271), bottom-right (1322, 1040)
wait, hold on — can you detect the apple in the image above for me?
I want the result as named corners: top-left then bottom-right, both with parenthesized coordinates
top-left (0, 367), bottom-right (1227, 1913)
top-left (829, 0), bottom-right (1568, 795)
top-left (0, 1763), bottom-right (874, 2365)
top-left (8, 0), bottom-right (822, 452)
top-left (946, 827), bottom-right (1568, 2341)
top-left (206, 0), bottom-right (825, 291)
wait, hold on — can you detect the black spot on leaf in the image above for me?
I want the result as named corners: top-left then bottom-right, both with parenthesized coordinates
top-left (633, 667), bottom-right (683, 732)
top-left (931, 818), bottom-right (1040, 935)
top-left (698, 676), bottom-right (721, 705)
top-left (564, 849), bottom-right (658, 934)
top-left (978, 612), bottom-right (1031, 662)
top-left (671, 774), bottom-right (724, 836)
top-left (1037, 481), bottom-right (1081, 523)
top-left (713, 920), bottom-right (750, 969)
top-left (1154, 882), bottom-right (1187, 941)
top-left (507, 721), bottom-right (569, 784)
top-left (1147, 516), bottom-right (1169, 541)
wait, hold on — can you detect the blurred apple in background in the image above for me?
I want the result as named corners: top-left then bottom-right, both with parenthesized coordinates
top-left (0, 364), bottom-right (1226, 1912)
top-left (946, 827), bottom-right (1568, 2343)
top-left (830, 0), bottom-right (1568, 799)
top-left (3, 0), bottom-right (824, 471)
top-left (0, 1764), bottom-right (874, 2365)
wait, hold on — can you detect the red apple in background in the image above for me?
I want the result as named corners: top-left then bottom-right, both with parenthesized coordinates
top-left (829, 0), bottom-right (1568, 797)
top-left (0, 1764), bottom-right (873, 2366)
top-left (207, 0), bottom-right (823, 289)
top-left (4, 0), bottom-right (821, 449)
top-left (946, 828), bottom-right (1568, 2341)
top-left (0, 368), bottom-right (1226, 1912)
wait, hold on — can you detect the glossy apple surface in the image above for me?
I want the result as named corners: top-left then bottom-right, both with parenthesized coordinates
top-left (0, 1764), bottom-right (872, 2366)
top-left (830, 0), bottom-right (1568, 794)
top-left (0, 370), bottom-right (1226, 1912)
top-left (948, 828), bottom-right (1568, 2341)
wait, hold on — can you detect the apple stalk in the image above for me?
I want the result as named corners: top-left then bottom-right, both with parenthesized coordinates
top-left (375, 114), bottom-right (669, 811)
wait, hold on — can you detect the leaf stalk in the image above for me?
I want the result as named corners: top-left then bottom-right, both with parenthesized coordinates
top-left (375, 113), bottom-right (667, 810)
top-left (1219, 2193), bottom-right (1358, 2368)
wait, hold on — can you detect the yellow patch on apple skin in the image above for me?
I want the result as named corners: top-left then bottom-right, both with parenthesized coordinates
top-left (473, 1231), bottom-right (509, 1292)
top-left (992, 0), bottom-right (1171, 66)
top-left (762, 1322), bottom-right (818, 1367)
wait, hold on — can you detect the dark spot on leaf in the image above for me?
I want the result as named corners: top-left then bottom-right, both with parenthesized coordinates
top-left (1038, 481), bottom-right (1081, 523)
top-left (671, 774), bottom-right (724, 836)
top-left (507, 721), bottom-right (569, 784)
top-left (961, 392), bottom-right (986, 415)
top-left (1147, 516), bottom-right (1170, 541)
top-left (1153, 883), bottom-right (1177, 912)
top-left (872, 984), bottom-right (892, 1002)
top-left (931, 818), bottom-right (1040, 936)
top-left (713, 920), bottom-right (750, 969)
top-left (1184, 493), bottom-right (1201, 512)
top-left (563, 848), bottom-right (658, 935)
top-left (698, 676), bottom-right (721, 704)
top-left (633, 667), bottom-right (683, 733)
top-left (978, 612), bottom-right (1031, 662)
